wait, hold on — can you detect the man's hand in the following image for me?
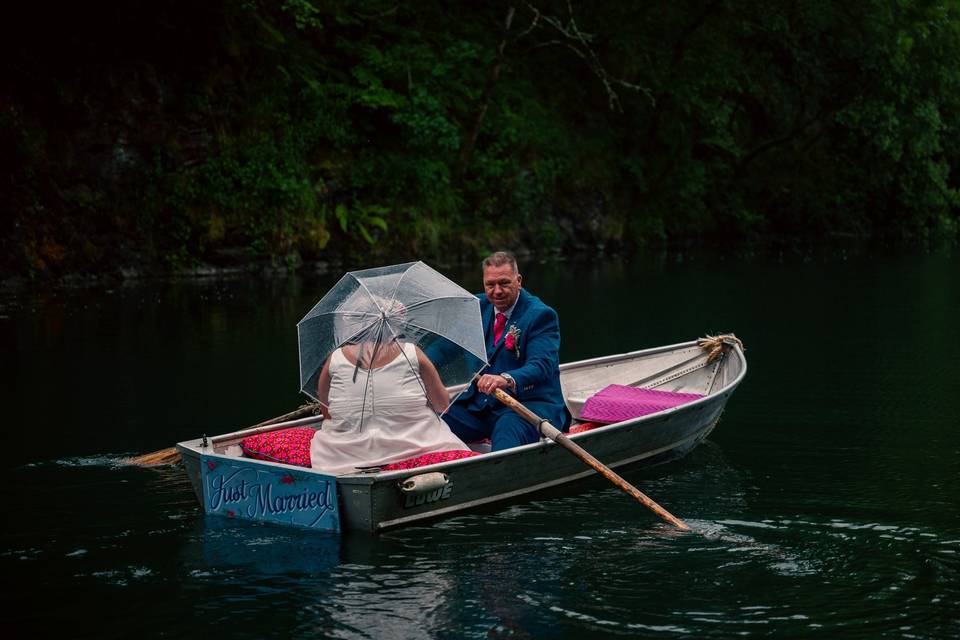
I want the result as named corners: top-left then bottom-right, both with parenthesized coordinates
top-left (477, 373), bottom-right (514, 395)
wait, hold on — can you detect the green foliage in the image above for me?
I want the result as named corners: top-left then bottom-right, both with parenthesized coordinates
top-left (5, 0), bottom-right (960, 278)
top-left (334, 202), bottom-right (389, 244)
top-left (281, 0), bottom-right (322, 30)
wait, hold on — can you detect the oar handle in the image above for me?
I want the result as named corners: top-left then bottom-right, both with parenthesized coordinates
top-left (129, 403), bottom-right (323, 467)
top-left (493, 389), bottom-right (691, 531)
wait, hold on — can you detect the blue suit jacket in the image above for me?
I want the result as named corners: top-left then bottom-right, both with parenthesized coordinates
top-left (455, 289), bottom-right (571, 431)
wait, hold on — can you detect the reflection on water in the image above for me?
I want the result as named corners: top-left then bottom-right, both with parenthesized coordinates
top-left (187, 517), bottom-right (342, 577)
top-left (1, 249), bottom-right (958, 637)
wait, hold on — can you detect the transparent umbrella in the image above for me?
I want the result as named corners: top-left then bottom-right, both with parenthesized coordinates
top-left (297, 262), bottom-right (487, 427)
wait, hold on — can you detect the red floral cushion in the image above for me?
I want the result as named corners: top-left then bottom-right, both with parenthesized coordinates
top-left (569, 421), bottom-right (604, 434)
top-left (380, 450), bottom-right (482, 471)
top-left (241, 427), bottom-right (316, 468)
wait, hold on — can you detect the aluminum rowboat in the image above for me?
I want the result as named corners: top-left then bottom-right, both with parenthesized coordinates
top-left (177, 337), bottom-right (746, 532)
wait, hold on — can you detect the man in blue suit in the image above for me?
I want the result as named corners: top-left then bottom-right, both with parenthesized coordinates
top-left (442, 251), bottom-right (571, 451)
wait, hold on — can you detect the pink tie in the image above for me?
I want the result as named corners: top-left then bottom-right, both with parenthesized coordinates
top-left (493, 312), bottom-right (506, 343)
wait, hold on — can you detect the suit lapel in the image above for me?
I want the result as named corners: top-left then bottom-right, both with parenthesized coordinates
top-left (508, 289), bottom-right (530, 329)
top-left (482, 302), bottom-right (497, 354)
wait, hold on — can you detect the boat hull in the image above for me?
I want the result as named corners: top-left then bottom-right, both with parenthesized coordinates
top-left (339, 396), bottom-right (726, 531)
top-left (178, 339), bottom-right (745, 532)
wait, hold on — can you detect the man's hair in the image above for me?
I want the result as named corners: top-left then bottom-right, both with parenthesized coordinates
top-left (482, 250), bottom-right (519, 275)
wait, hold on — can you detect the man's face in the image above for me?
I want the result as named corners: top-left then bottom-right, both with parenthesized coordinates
top-left (483, 263), bottom-right (522, 312)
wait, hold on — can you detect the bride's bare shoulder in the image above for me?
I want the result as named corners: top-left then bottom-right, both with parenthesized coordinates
top-left (339, 344), bottom-right (359, 364)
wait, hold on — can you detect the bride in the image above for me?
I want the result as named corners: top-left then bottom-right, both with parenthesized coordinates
top-left (310, 330), bottom-right (472, 475)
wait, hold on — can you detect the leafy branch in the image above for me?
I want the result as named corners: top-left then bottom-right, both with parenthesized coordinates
top-left (520, 1), bottom-right (654, 111)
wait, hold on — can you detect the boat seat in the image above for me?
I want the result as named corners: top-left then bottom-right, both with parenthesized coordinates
top-left (564, 392), bottom-right (593, 418)
top-left (240, 426), bottom-right (483, 472)
top-left (467, 438), bottom-right (492, 453)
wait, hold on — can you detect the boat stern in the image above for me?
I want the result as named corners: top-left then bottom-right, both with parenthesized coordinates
top-left (176, 438), bottom-right (205, 504)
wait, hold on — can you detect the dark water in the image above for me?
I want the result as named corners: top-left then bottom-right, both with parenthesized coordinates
top-left (2, 249), bottom-right (958, 638)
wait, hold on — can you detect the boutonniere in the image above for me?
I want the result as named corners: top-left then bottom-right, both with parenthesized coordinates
top-left (504, 325), bottom-right (521, 357)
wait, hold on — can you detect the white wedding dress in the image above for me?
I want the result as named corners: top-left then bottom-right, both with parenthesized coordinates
top-left (310, 343), bottom-right (470, 475)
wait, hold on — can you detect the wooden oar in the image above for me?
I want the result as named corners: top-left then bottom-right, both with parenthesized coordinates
top-left (492, 389), bottom-right (691, 531)
top-left (127, 403), bottom-right (322, 467)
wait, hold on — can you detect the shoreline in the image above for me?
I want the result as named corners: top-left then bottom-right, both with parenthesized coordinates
top-left (2, 235), bottom-right (954, 295)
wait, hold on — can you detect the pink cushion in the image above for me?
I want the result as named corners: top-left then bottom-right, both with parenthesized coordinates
top-left (579, 385), bottom-right (703, 424)
top-left (380, 450), bottom-right (482, 471)
top-left (241, 427), bottom-right (316, 468)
